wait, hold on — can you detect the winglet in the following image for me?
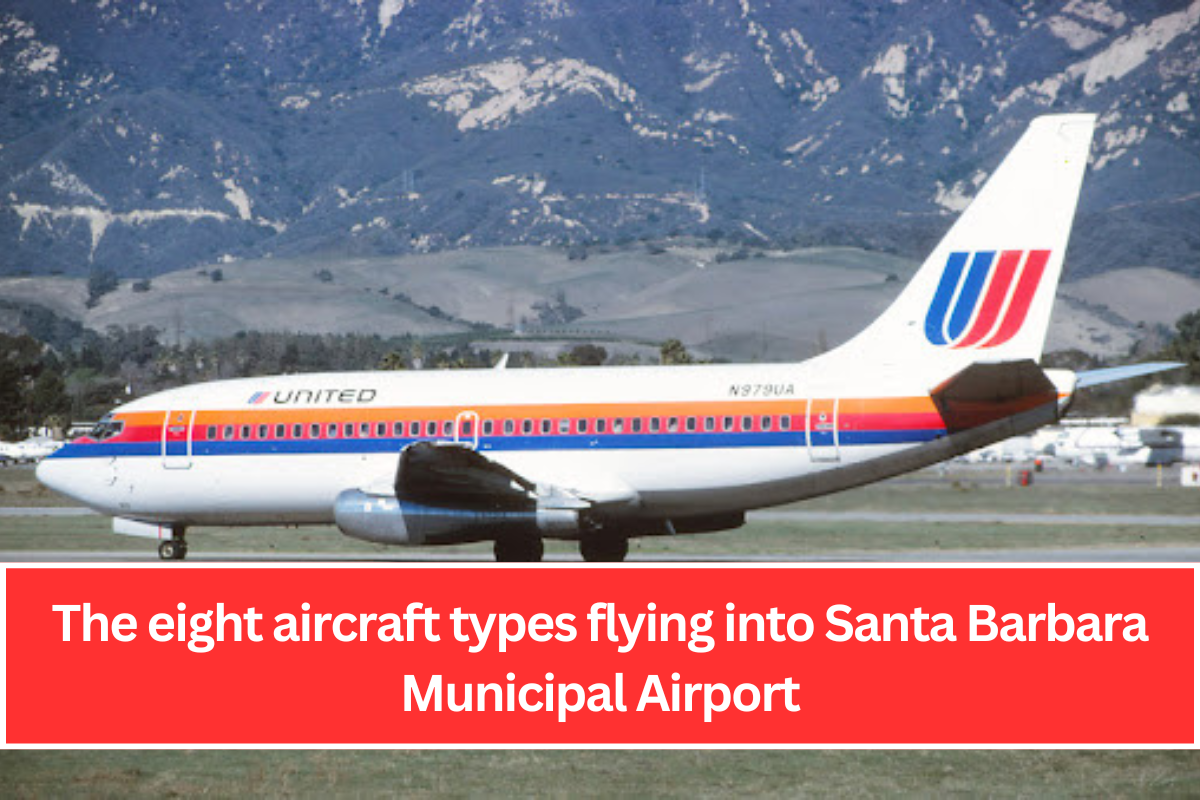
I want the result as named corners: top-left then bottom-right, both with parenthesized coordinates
top-left (1076, 362), bottom-right (1183, 388)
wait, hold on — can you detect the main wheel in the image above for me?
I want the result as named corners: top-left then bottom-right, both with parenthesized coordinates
top-left (158, 540), bottom-right (179, 560)
top-left (580, 536), bottom-right (629, 562)
top-left (493, 536), bottom-right (544, 562)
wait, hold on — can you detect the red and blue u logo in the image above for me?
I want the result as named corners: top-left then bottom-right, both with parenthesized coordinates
top-left (924, 250), bottom-right (1050, 349)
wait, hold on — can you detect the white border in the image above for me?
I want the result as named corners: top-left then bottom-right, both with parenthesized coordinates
top-left (2, 562), bottom-right (1195, 749)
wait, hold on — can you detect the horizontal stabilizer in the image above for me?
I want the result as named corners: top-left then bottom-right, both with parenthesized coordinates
top-left (931, 360), bottom-right (1058, 433)
top-left (1076, 362), bottom-right (1183, 388)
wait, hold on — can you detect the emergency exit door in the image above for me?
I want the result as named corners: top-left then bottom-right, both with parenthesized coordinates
top-left (806, 398), bottom-right (840, 462)
top-left (161, 409), bottom-right (194, 469)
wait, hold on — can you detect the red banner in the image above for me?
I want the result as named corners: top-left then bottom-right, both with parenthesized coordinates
top-left (4, 566), bottom-right (1193, 744)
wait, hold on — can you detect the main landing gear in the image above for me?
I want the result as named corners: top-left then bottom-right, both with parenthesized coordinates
top-left (580, 536), bottom-right (629, 563)
top-left (158, 529), bottom-right (188, 561)
top-left (493, 535), bottom-right (544, 563)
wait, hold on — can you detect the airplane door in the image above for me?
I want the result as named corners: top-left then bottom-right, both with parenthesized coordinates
top-left (806, 398), bottom-right (840, 462)
top-left (161, 409), bottom-right (195, 469)
top-left (453, 410), bottom-right (480, 450)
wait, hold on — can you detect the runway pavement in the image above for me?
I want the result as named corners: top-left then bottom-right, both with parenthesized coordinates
top-left (4, 547), bottom-right (1199, 563)
top-left (749, 510), bottom-right (1200, 527)
top-left (6, 506), bottom-right (1200, 528)
top-left (4, 496), bottom-right (1198, 562)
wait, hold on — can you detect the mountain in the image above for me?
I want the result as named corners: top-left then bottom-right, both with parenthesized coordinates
top-left (1, 0), bottom-right (1198, 281)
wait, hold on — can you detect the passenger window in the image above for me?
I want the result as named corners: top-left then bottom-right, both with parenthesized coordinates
top-left (376, 422), bottom-right (387, 437)
top-left (577, 419), bottom-right (589, 434)
top-left (409, 421), bottom-right (420, 437)
top-left (310, 424), bottom-right (321, 439)
top-left (631, 418), bottom-right (642, 434)
top-left (240, 425), bottom-right (251, 440)
top-left (650, 418), bottom-right (661, 433)
top-left (522, 420), bottom-right (533, 435)
top-left (667, 417), bottom-right (679, 433)
top-left (426, 421), bottom-right (437, 437)
top-left (461, 421), bottom-right (473, 436)
top-left (559, 419), bottom-right (570, 434)
top-left (275, 424), bottom-right (285, 439)
top-left (293, 424), bottom-right (303, 439)
top-left (540, 419), bottom-right (551, 435)
top-left (206, 425), bottom-right (217, 440)
top-left (723, 416), bottom-right (734, 432)
top-left (344, 423), bottom-right (355, 438)
top-left (596, 419), bottom-right (607, 434)
top-left (780, 415), bottom-right (791, 431)
top-left (360, 422), bottom-right (371, 437)
top-left (761, 416), bottom-right (772, 431)
top-left (327, 423), bottom-right (338, 438)
top-left (442, 421), bottom-right (453, 437)
top-left (685, 417), bottom-right (696, 432)
top-left (224, 425), bottom-right (235, 440)
top-left (393, 422), bottom-right (404, 437)
top-left (483, 420), bottom-right (494, 436)
top-left (742, 416), bottom-right (753, 431)
top-left (704, 417), bottom-right (715, 432)
top-left (613, 419), bottom-right (624, 434)
top-left (505, 420), bottom-right (515, 435)
top-left (258, 425), bottom-right (269, 439)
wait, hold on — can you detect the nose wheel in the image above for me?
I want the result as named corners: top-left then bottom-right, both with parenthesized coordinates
top-left (158, 535), bottom-right (188, 561)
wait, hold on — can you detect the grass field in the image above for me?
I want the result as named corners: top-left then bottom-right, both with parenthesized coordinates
top-left (2, 749), bottom-right (1198, 796)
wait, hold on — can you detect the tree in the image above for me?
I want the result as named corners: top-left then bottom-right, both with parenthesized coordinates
top-left (1158, 309), bottom-right (1200, 384)
top-left (378, 351), bottom-right (408, 371)
top-left (27, 370), bottom-right (69, 427)
top-left (558, 344), bottom-right (607, 366)
top-left (0, 355), bottom-right (25, 437)
top-left (86, 269), bottom-right (119, 308)
top-left (660, 338), bottom-right (693, 365)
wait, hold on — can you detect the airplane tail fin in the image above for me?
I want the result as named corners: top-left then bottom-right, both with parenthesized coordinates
top-left (835, 114), bottom-right (1096, 377)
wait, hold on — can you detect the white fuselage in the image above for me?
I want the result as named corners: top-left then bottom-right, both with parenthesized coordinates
top-left (37, 359), bottom-right (1070, 533)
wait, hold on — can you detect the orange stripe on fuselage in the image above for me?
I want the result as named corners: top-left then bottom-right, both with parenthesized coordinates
top-left (115, 396), bottom-right (939, 427)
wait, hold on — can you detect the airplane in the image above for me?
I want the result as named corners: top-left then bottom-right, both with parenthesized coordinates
top-left (0, 437), bottom-right (65, 464)
top-left (37, 113), bottom-right (1180, 562)
top-left (1038, 423), bottom-right (1200, 468)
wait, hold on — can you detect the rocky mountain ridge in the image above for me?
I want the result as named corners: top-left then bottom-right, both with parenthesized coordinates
top-left (1, 0), bottom-right (1197, 280)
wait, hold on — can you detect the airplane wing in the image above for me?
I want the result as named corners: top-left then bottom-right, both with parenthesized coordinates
top-left (395, 441), bottom-right (541, 511)
top-left (395, 441), bottom-right (598, 511)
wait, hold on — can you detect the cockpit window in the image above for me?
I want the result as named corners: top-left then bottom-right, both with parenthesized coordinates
top-left (90, 416), bottom-right (124, 440)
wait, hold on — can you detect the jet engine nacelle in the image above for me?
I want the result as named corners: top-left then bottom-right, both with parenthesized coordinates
top-left (334, 489), bottom-right (580, 546)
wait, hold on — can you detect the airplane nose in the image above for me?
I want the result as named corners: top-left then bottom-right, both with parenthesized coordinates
top-left (35, 455), bottom-right (65, 494)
